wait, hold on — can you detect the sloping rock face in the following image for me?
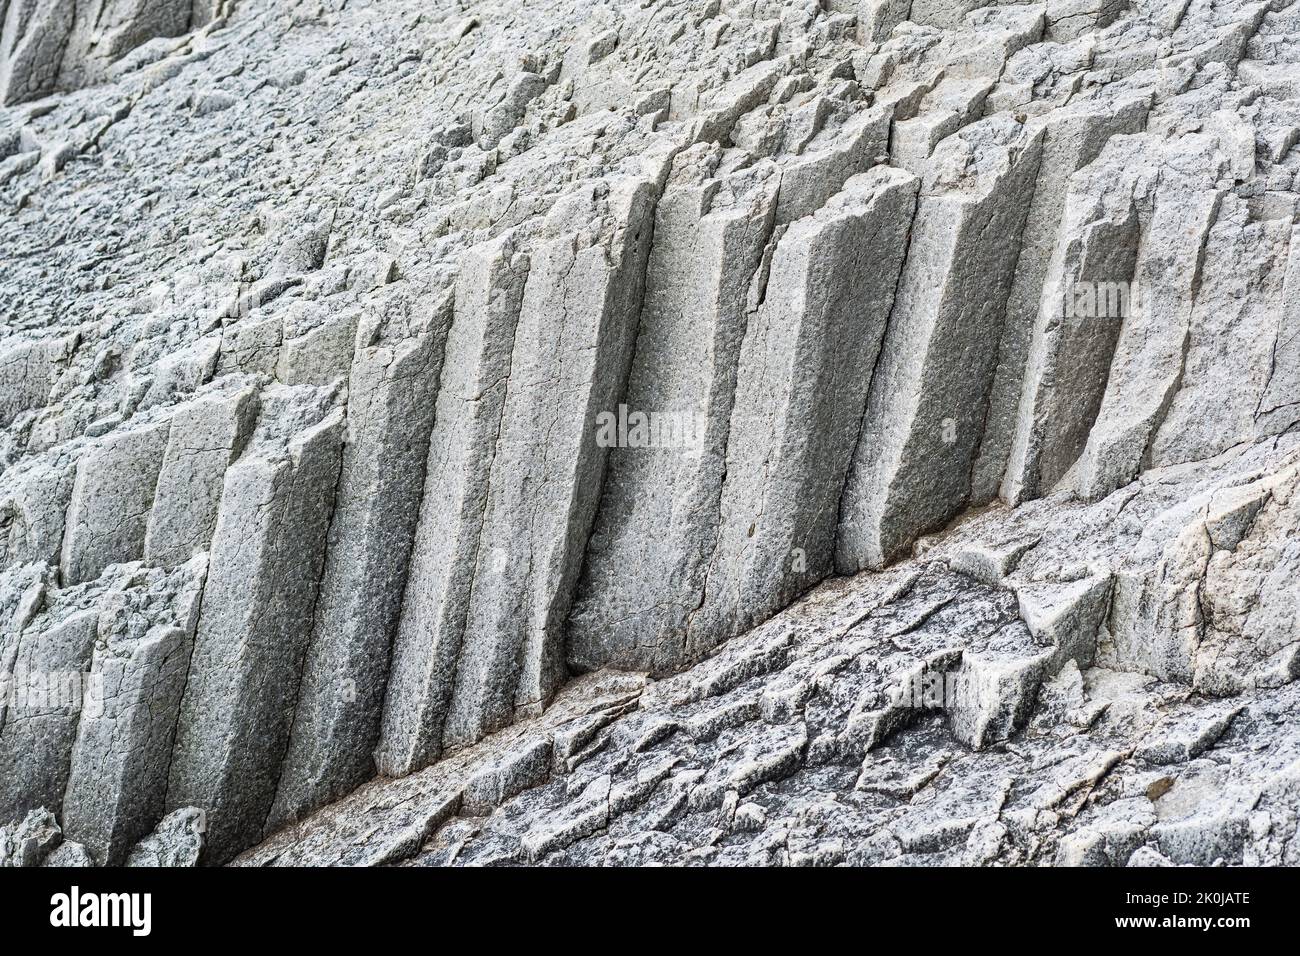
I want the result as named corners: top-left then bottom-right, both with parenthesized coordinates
top-left (2, 0), bottom-right (1298, 867)
top-left (0, 1), bottom-right (219, 106)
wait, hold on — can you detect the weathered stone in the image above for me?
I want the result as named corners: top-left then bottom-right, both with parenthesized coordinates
top-left (272, 292), bottom-right (452, 825)
top-left (971, 92), bottom-right (1150, 505)
top-left (144, 382), bottom-right (259, 568)
top-left (0, 0), bottom-right (205, 105)
top-left (1067, 138), bottom-right (1228, 501)
top-left (61, 419), bottom-right (170, 585)
top-left (0, 807), bottom-right (61, 867)
top-left (442, 175), bottom-right (657, 751)
top-left (125, 807), bottom-right (205, 867)
top-left (166, 392), bottom-right (344, 863)
top-left (837, 117), bottom-right (1045, 571)
top-left (0, 601), bottom-right (97, 823)
top-left (0, 452), bottom-right (76, 571)
top-left (569, 149), bottom-right (780, 677)
top-left (62, 558), bottom-right (207, 865)
top-left (376, 235), bottom-right (529, 778)
top-left (1, 0), bottom-right (1298, 872)
top-left (687, 165), bottom-right (918, 655)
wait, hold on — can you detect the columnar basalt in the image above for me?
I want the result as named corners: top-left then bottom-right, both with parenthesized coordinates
top-left (1, 0), bottom-right (1298, 868)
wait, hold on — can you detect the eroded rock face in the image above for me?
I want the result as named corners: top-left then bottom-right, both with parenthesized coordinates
top-left (1, 0), bottom-right (1298, 866)
top-left (0, 1), bottom-right (217, 106)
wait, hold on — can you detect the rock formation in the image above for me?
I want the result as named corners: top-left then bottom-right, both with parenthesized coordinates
top-left (1, 0), bottom-right (1297, 866)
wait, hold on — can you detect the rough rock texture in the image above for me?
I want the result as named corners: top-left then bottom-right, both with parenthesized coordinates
top-left (2, 0), bottom-right (1299, 867)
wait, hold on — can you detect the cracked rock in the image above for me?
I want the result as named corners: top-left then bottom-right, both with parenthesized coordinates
top-left (0, 0), bottom-right (1296, 869)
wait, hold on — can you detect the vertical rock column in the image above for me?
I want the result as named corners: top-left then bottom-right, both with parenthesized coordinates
top-left (166, 389), bottom-right (344, 863)
top-left (687, 164), bottom-right (919, 656)
top-left (61, 418), bottom-right (170, 585)
top-left (61, 558), bottom-right (207, 865)
top-left (837, 117), bottom-right (1045, 571)
top-left (376, 235), bottom-right (529, 778)
top-left (0, 600), bottom-right (97, 822)
top-left (970, 92), bottom-right (1150, 504)
top-left (567, 147), bottom-right (780, 677)
top-left (1000, 152), bottom-right (1144, 505)
top-left (1147, 191), bottom-right (1293, 468)
top-left (144, 381), bottom-right (260, 568)
top-left (441, 177), bottom-right (658, 752)
top-left (1257, 222), bottom-right (1300, 438)
top-left (1067, 136), bottom-right (1226, 501)
top-left (271, 294), bottom-right (452, 824)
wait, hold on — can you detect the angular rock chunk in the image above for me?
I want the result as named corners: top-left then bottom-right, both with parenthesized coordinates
top-left (0, 452), bottom-right (76, 572)
top-left (1045, 0), bottom-right (1131, 42)
top-left (909, 0), bottom-right (986, 31)
top-left (0, 604), bottom-right (98, 823)
top-left (217, 312), bottom-right (283, 377)
top-left (685, 56), bottom-right (789, 147)
top-left (774, 104), bottom-right (891, 224)
top-left (60, 559), bottom-right (205, 864)
top-left (0, 1), bottom-right (73, 108)
top-left (0, 0), bottom-right (204, 105)
top-left (828, 1), bottom-right (911, 43)
top-left (891, 77), bottom-right (995, 173)
top-left (0, 334), bottom-right (69, 426)
top-left (61, 419), bottom-right (170, 585)
top-left (0, 807), bottom-right (61, 867)
top-left (42, 840), bottom-right (93, 867)
top-left (125, 807), bottom-right (204, 868)
top-left (276, 301), bottom-right (362, 386)
top-left (144, 383), bottom-right (259, 568)
top-left (1015, 574), bottom-right (1113, 671)
top-left (0, 562), bottom-right (49, 668)
top-left (1194, 466), bottom-right (1300, 695)
top-left (1150, 192), bottom-right (1293, 466)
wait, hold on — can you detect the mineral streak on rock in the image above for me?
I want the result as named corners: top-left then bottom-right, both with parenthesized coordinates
top-left (0, 0), bottom-right (1298, 868)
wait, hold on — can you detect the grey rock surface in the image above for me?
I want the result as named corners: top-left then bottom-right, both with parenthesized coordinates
top-left (0, 0), bottom-right (1297, 867)
top-left (125, 806), bottom-right (204, 867)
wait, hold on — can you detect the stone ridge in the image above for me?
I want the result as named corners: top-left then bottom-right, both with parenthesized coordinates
top-left (0, 0), bottom-right (1298, 867)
